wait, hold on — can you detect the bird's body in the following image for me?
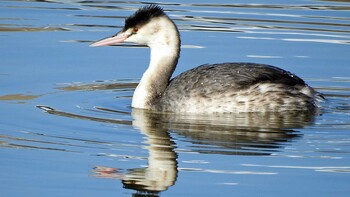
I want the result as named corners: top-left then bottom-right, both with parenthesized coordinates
top-left (152, 63), bottom-right (318, 113)
top-left (91, 5), bottom-right (322, 113)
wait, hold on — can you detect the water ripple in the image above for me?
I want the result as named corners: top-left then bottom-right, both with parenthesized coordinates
top-left (242, 164), bottom-right (350, 174)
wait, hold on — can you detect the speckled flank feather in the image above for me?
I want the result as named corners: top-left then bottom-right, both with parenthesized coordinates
top-left (152, 63), bottom-right (321, 113)
top-left (124, 5), bottom-right (165, 31)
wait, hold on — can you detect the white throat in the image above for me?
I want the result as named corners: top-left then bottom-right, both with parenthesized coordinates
top-left (131, 16), bottom-right (180, 109)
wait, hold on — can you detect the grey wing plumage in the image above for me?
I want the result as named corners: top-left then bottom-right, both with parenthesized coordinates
top-left (168, 63), bottom-right (305, 90)
top-left (153, 63), bottom-right (312, 112)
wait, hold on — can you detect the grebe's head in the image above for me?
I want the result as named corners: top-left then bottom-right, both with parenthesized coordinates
top-left (90, 5), bottom-right (178, 47)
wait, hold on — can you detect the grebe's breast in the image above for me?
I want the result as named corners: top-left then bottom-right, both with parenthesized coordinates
top-left (152, 63), bottom-right (320, 113)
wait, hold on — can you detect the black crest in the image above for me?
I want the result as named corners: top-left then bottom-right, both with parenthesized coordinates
top-left (123, 5), bottom-right (165, 30)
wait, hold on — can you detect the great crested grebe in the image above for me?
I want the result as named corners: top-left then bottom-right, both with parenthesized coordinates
top-left (90, 5), bottom-right (322, 113)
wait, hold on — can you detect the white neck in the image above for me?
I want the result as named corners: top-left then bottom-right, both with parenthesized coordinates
top-left (132, 17), bottom-right (180, 109)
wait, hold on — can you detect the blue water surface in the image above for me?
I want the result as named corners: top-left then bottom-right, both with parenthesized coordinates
top-left (1, 0), bottom-right (350, 196)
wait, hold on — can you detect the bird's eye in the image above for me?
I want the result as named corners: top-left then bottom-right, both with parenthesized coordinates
top-left (133, 27), bottom-right (139, 34)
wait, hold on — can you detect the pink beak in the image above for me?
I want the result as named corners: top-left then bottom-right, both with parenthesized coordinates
top-left (90, 33), bottom-right (129, 47)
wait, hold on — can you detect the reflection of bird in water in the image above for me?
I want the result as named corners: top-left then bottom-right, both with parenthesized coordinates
top-left (89, 107), bottom-right (316, 196)
top-left (92, 109), bottom-right (178, 196)
top-left (91, 5), bottom-right (323, 113)
top-left (37, 102), bottom-right (316, 195)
